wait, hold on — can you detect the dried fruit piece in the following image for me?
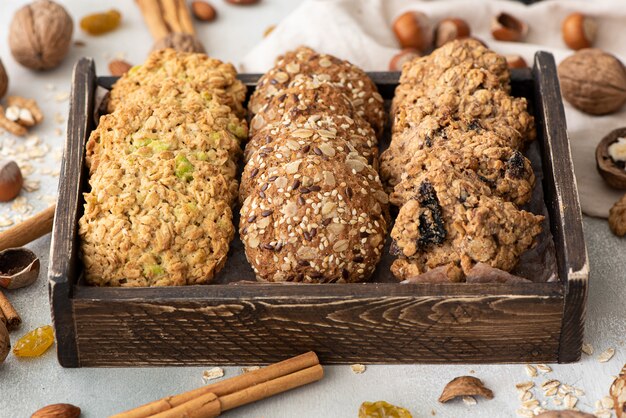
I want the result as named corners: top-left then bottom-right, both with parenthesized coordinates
top-left (439, 376), bottom-right (494, 403)
top-left (192, 1), bottom-right (217, 22)
top-left (80, 9), bottom-right (121, 35)
top-left (610, 364), bottom-right (626, 418)
top-left (13, 325), bottom-right (54, 357)
top-left (31, 403), bottom-right (80, 418)
top-left (108, 60), bottom-right (132, 76)
top-left (359, 401), bottom-right (412, 418)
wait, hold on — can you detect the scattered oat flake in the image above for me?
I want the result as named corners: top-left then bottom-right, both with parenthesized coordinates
top-left (525, 364), bottom-right (537, 377)
top-left (582, 342), bottom-right (594, 355)
top-left (536, 364), bottom-right (552, 374)
top-left (600, 395), bottom-right (614, 409)
top-left (54, 128), bottom-right (63, 137)
top-left (351, 364), bottom-right (366, 374)
top-left (515, 408), bottom-right (533, 417)
top-left (202, 367), bottom-right (224, 383)
top-left (564, 393), bottom-right (578, 409)
top-left (241, 366), bottom-right (260, 373)
top-left (516, 381), bottom-right (535, 391)
top-left (54, 112), bottom-right (65, 124)
top-left (55, 92), bottom-right (70, 102)
top-left (544, 387), bottom-right (558, 397)
top-left (542, 380), bottom-right (561, 390)
top-left (23, 180), bottom-right (40, 192)
top-left (519, 391), bottom-right (533, 402)
top-left (553, 398), bottom-right (562, 406)
top-left (598, 348), bottom-right (615, 363)
top-left (462, 396), bottom-right (476, 406)
top-left (574, 388), bottom-right (584, 397)
top-left (522, 399), bottom-right (539, 409)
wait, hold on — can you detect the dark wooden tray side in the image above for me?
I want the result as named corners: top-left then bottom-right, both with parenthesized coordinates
top-left (49, 52), bottom-right (587, 367)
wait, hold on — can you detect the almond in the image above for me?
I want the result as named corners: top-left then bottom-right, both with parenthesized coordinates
top-left (31, 403), bottom-right (81, 418)
top-left (192, 1), bottom-right (217, 22)
top-left (108, 59), bottom-right (132, 77)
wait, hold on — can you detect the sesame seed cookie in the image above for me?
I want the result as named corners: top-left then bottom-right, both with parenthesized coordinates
top-left (245, 112), bottom-right (378, 166)
top-left (240, 133), bottom-right (374, 202)
top-left (389, 165), bottom-right (543, 282)
top-left (108, 48), bottom-right (247, 118)
top-left (248, 46), bottom-right (385, 137)
top-left (240, 155), bottom-right (388, 283)
top-left (80, 150), bottom-right (235, 287)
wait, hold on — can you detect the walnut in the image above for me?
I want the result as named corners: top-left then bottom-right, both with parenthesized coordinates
top-left (558, 49), bottom-right (626, 115)
top-left (151, 33), bottom-right (205, 53)
top-left (0, 59), bottom-right (7, 100)
top-left (609, 194), bottom-right (626, 236)
top-left (9, 0), bottom-right (74, 70)
top-left (438, 376), bottom-right (494, 403)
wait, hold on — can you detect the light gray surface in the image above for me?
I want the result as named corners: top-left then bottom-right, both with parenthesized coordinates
top-left (0, 1), bottom-right (624, 417)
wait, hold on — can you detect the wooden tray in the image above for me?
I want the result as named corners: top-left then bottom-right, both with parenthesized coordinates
top-left (49, 52), bottom-right (588, 367)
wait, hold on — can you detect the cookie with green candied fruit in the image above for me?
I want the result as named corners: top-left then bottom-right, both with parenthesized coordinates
top-left (108, 48), bottom-right (247, 118)
top-left (80, 150), bottom-right (234, 287)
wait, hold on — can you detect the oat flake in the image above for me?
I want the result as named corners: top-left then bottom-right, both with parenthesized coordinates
top-left (202, 367), bottom-right (224, 383)
top-left (598, 348), bottom-right (615, 363)
top-left (350, 364), bottom-right (366, 374)
top-left (525, 364), bottom-right (537, 377)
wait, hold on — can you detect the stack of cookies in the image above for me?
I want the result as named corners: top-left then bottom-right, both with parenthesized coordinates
top-left (240, 47), bottom-right (389, 283)
top-left (79, 49), bottom-right (247, 286)
top-left (381, 39), bottom-right (544, 282)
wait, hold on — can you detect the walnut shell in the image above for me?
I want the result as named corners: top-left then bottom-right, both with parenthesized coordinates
top-left (9, 0), bottom-right (74, 70)
top-left (558, 49), bottom-right (626, 115)
top-left (151, 33), bottom-right (205, 53)
top-left (609, 194), bottom-right (626, 236)
top-left (0, 59), bottom-right (8, 99)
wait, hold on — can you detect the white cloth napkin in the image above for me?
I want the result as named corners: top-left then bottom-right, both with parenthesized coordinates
top-left (240, 0), bottom-right (626, 218)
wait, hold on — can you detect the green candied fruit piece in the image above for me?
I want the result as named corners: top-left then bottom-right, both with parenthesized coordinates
top-left (186, 202), bottom-right (197, 211)
top-left (144, 264), bottom-right (165, 277)
top-left (227, 121), bottom-right (247, 139)
top-left (196, 152), bottom-right (209, 161)
top-left (134, 138), bottom-right (154, 147)
top-left (149, 140), bottom-right (170, 152)
top-left (201, 91), bottom-right (213, 101)
top-left (128, 65), bottom-right (142, 75)
top-left (175, 154), bottom-right (194, 181)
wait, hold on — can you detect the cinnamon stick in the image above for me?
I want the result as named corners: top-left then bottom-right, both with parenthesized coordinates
top-left (135, 0), bottom-right (170, 40)
top-left (175, 0), bottom-right (196, 35)
top-left (111, 352), bottom-right (320, 418)
top-left (161, 0), bottom-right (185, 34)
top-left (0, 290), bottom-right (20, 331)
top-left (0, 204), bottom-right (55, 252)
top-left (149, 392), bottom-right (220, 418)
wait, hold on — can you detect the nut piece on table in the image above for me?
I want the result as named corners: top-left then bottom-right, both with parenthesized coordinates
top-left (438, 376), bottom-right (494, 403)
top-left (389, 48), bottom-right (421, 71)
top-left (562, 12), bottom-right (597, 50)
top-left (0, 59), bottom-right (8, 100)
top-left (558, 49), bottom-right (626, 115)
top-left (435, 18), bottom-right (470, 48)
top-left (30, 403), bottom-right (81, 418)
top-left (108, 60), bottom-right (133, 77)
top-left (0, 160), bottom-right (23, 202)
top-left (9, 0), bottom-right (73, 70)
top-left (505, 54), bottom-right (528, 69)
top-left (491, 12), bottom-right (528, 42)
top-left (392, 11), bottom-right (433, 53)
top-left (152, 32), bottom-right (206, 53)
top-left (609, 194), bottom-right (626, 237)
top-left (596, 128), bottom-right (626, 189)
top-left (192, 1), bottom-right (217, 22)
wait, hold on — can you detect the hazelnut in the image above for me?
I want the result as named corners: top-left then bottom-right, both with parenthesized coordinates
top-left (392, 11), bottom-right (432, 53)
top-left (435, 18), bottom-right (470, 48)
top-left (9, 0), bottom-right (74, 70)
top-left (491, 12), bottom-right (528, 42)
top-left (0, 59), bottom-right (7, 100)
top-left (0, 161), bottom-right (23, 202)
top-left (562, 12), bottom-right (597, 50)
top-left (108, 59), bottom-right (133, 76)
top-left (152, 33), bottom-right (205, 53)
top-left (505, 55), bottom-right (528, 69)
top-left (389, 49), bottom-right (421, 71)
top-left (558, 49), bottom-right (626, 115)
top-left (192, 1), bottom-right (217, 22)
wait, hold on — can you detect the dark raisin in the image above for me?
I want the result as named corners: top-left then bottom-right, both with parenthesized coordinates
top-left (303, 231), bottom-right (312, 241)
top-left (415, 181), bottom-right (447, 248)
top-left (298, 260), bottom-right (310, 266)
top-left (292, 179), bottom-right (301, 190)
top-left (309, 185), bottom-right (321, 192)
top-left (353, 256), bottom-right (364, 263)
top-left (300, 187), bottom-right (310, 194)
top-left (342, 269), bottom-right (349, 279)
top-left (298, 196), bottom-right (306, 205)
top-left (322, 218), bottom-right (332, 226)
top-left (345, 187), bottom-right (353, 199)
top-left (506, 150), bottom-right (527, 179)
top-left (302, 145), bottom-right (310, 153)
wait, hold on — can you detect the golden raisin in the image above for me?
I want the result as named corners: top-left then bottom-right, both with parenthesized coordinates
top-left (13, 325), bottom-right (55, 357)
top-left (359, 401), bottom-right (413, 418)
top-left (80, 10), bottom-right (122, 35)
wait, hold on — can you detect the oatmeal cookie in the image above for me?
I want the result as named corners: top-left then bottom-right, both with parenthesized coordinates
top-left (245, 112), bottom-right (377, 165)
top-left (392, 84), bottom-right (535, 141)
top-left (240, 133), bottom-right (373, 202)
top-left (389, 165), bottom-right (543, 282)
top-left (108, 48), bottom-right (247, 117)
top-left (380, 117), bottom-right (528, 190)
top-left (248, 46), bottom-right (385, 137)
top-left (399, 38), bottom-right (510, 89)
top-left (240, 155), bottom-right (388, 283)
top-left (80, 150), bottom-right (234, 287)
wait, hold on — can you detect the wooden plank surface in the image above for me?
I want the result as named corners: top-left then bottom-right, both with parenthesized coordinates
top-left (73, 293), bottom-right (563, 366)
